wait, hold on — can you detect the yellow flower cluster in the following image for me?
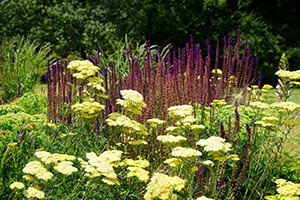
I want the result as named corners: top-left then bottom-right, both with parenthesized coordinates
top-left (262, 84), bottom-right (273, 90)
top-left (171, 146), bottom-right (202, 158)
top-left (191, 124), bottom-right (206, 131)
top-left (144, 172), bottom-right (186, 200)
top-left (116, 89), bottom-right (146, 115)
top-left (22, 161), bottom-right (53, 181)
top-left (202, 160), bottom-right (214, 167)
top-left (164, 158), bottom-right (182, 167)
top-left (157, 135), bottom-right (187, 144)
top-left (86, 77), bottom-right (106, 93)
top-left (250, 101), bottom-right (270, 110)
top-left (23, 186), bottom-right (45, 199)
top-left (196, 196), bottom-right (215, 200)
top-left (106, 113), bottom-right (148, 135)
top-left (128, 139), bottom-right (147, 145)
top-left (210, 99), bottom-right (227, 107)
top-left (265, 179), bottom-right (300, 200)
top-left (10, 182), bottom-right (25, 190)
top-left (71, 98), bottom-right (105, 119)
top-left (212, 69), bottom-right (222, 75)
top-left (196, 136), bottom-right (231, 153)
top-left (147, 118), bottom-right (166, 127)
top-left (270, 102), bottom-right (300, 113)
top-left (123, 158), bottom-right (150, 182)
top-left (255, 116), bottom-right (280, 128)
top-left (67, 60), bottom-right (99, 80)
top-left (127, 167), bottom-right (149, 182)
top-left (276, 69), bottom-right (300, 80)
top-left (166, 126), bottom-right (179, 133)
top-left (178, 115), bottom-right (197, 126)
top-left (167, 105), bottom-right (194, 119)
top-left (290, 81), bottom-right (300, 86)
top-left (123, 158), bottom-right (149, 167)
top-left (167, 104), bottom-right (205, 132)
top-left (87, 81), bottom-right (105, 92)
top-left (79, 150), bottom-right (122, 185)
top-left (54, 161), bottom-right (78, 175)
top-left (34, 151), bottom-right (76, 164)
top-left (282, 120), bottom-right (298, 127)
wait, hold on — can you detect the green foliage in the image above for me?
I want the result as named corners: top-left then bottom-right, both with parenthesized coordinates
top-left (0, 37), bottom-right (51, 102)
top-left (0, 112), bottom-right (47, 134)
top-left (11, 92), bottom-right (48, 115)
top-left (0, 0), bottom-right (127, 58)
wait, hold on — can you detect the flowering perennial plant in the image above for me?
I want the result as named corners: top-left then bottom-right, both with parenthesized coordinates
top-left (80, 151), bottom-right (123, 185)
top-left (9, 182), bottom-right (25, 190)
top-left (22, 161), bottom-right (53, 181)
top-left (265, 179), bottom-right (300, 200)
top-left (144, 172), bottom-right (186, 200)
top-left (171, 146), bottom-right (202, 158)
top-left (23, 186), bottom-right (45, 199)
top-left (67, 60), bottom-right (99, 80)
top-left (157, 135), bottom-right (187, 144)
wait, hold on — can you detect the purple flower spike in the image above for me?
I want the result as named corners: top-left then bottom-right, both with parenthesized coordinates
top-left (190, 34), bottom-right (194, 44)
top-left (30, 136), bottom-right (34, 140)
top-left (228, 33), bottom-right (232, 44)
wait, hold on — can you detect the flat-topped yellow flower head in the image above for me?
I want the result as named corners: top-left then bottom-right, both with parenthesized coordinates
top-left (197, 136), bottom-right (231, 153)
top-left (171, 146), bottom-right (202, 158)
top-left (167, 105), bottom-right (194, 119)
top-left (117, 90), bottom-right (146, 115)
top-left (144, 172), bottom-right (186, 200)
top-left (67, 60), bottom-right (99, 80)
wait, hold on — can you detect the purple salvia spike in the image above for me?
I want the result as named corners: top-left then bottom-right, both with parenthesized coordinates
top-left (228, 33), bottom-right (232, 45)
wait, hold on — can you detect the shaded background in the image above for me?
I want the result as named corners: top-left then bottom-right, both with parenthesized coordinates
top-left (0, 0), bottom-right (299, 84)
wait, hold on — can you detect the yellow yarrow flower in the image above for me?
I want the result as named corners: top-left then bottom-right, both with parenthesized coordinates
top-left (23, 186), bottom-right (45, 199)
top-left (265, 179), bottom-right (300, 200)
top-left (262, 84), bottom-right (273, 90)
top-left (197, 196), bottom-right (215, 200)
top-left (196, 136), bottom-right (231, 153)
top-left (167, 105), bottom-right (194, 119)
top-left (123, 158), bottom-right (149, 168)
top-left (67, 60), bottom-right (99, 80)
top-left (271, 102), bottom-right (300, 113)
top-left (128, 139), bottom-right (147, 145)
top-left (116, 90), bottom-right (146, 115)
top-left (54, 161), bottom-right (78, 175)
top-left (127, 167), bottom-right (149, 182)
top-left (23, 175), bottom-right (34, 182)
top-left (171, 147), bottom-right (202, 158)
top-left (102, 177), bottom-right (120, 185)
top-left (22, 161), bottom-right (53, 181)
top-left (10, 182), bottom-right (25, 190)
top-left (72, 99), bottom-right (105, 119)
top-left (106, 113), bottom-right (149, 135)
top-left (210, 99), bottom-right (226, 107)
top-left (157, 135), bottom-right (187, 144)
top-left (276, 69), bottom-right (300, 80)
top-left (147, 118), bottom-right (166, 127)
top-left (164, 158), bottom-right (182, 167)
top-left (202, 160), bottom-right (214, 167)
top-left (250, 101), bottom-right (270, 110)
top-left (144, 172), bottom-right (186, 200)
